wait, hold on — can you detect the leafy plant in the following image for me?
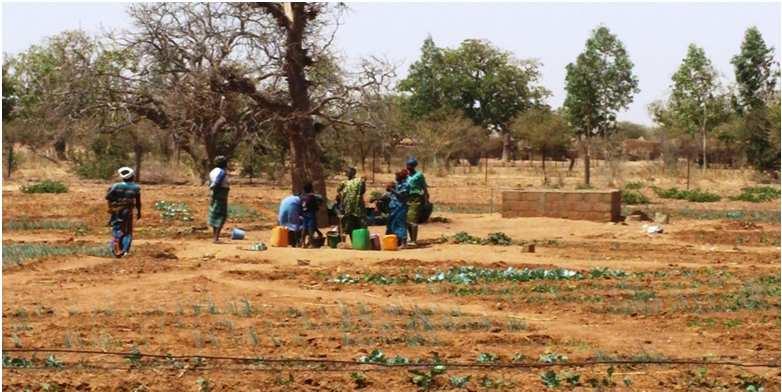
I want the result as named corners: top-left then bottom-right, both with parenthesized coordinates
top-left (652, 187), bottom-right (721, 202)
top-left (154, 200), bottom-right (194, 221)
top-left (731, 186), bottom-right (780, 202)
top-left (624, 181), bottom-right (644, 190)
top-left (483, 232), bottom-right (512, 246)
top-left (538, 352), bottom-right (568, 364)
top-left (125, 347), bottom-right (142, 367)
top-left (3, 354), bottom-right (33, 368)
top-left (476, 352), bottom-right (499, 364)
top-left (21, 180), bottom-right (68, 194)
top-left (351, 372), bottom-right (369, 389)
top-left (586, 366), bottom-right (616, 388)
top-left (358, 349), bottom-right (387, 364)
top-left (45, 354), bottom-right (63, 369)
top-left (540, 370), bottom-right (561, 388)
top-left (196, 377), bottom-right (211, 392)
top-left (622, 190), bottom-right (650, 205)
top-left (409, 364), bottom-right (447, 390)
top-left (452, 231), bottom-right (482, 244)
top-left (449, 375), bottom-right (471, 388)
top-left (389, 355), bottom-right (411, 365)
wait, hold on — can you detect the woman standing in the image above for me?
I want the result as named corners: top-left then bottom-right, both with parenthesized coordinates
top-left (208, 156), bottom-right (230, 243)
top-left (386, 170), bottom-right (410, 248)
top-left (106, 167), bottom-right (141, 258)
top-left (405, 158), bottom-right (428, 247)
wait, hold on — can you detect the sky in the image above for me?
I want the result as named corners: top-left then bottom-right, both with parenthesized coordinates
top-left (3, 2), bottom-right (780, 125)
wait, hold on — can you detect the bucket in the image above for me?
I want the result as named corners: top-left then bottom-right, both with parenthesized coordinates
top-left (370, 234), bottom-right (381, 251)
top-left (311, 233), bottom-right (325, 248)
top-left (381, 234), bottom-right (398, 251)
top-left (231, 228), bottom-right (246, 240)
top-left (351, 228), bottom-right (370, 250)
top-left (270, 226), bottom-right (288, 247)
top-left (326, 232), bottom-right (340, 249)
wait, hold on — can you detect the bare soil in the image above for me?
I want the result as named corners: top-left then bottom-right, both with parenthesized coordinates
top-left (2, 176), bottom-right (780, 391)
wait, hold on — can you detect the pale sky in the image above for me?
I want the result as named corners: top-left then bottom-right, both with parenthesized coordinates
top-left (3, 2), bottom-right (780, 125)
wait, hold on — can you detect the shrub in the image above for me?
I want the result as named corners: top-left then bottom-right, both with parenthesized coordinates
top-left (21, 180), bottom-right (68, 194)
top-left (731, 186), bottom-right (781, 203)
top-left (483, 232), bottom-right (512, 246)
top-left (452, 232), bottom-right (482, 244)
top-left (623, 181), bottom-right (644, 190)
top-left (652, 187), bottom-right (721, 202)
top-left (621, 190), bottom-right (649, 205)
top-left (72, 134), bottom-right (131, 180)
top-left (683, 189), bottom-right (721, 202)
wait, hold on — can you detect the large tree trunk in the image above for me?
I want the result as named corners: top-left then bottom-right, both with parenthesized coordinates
top-left (53, 135), bottom-right (67, 161)
top-left (6, 143), bottom-right (14, 179)
top-left (541, 149), bottom-right (548, 185)
top-left (133, 143), bottom-right (144, 183)
top-left (501, 132), bottom-right (514, 161)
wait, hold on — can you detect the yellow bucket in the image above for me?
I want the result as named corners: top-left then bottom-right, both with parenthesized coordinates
top-left (381, 234), bottom-right (398, 251)
top-left (270, 226), bottom-right (289, 247)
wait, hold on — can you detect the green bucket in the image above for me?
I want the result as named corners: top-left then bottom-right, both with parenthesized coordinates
top-left (351, 228), bottom-right (370, 250)
top-left (327, 232), bottom-right (340, 249)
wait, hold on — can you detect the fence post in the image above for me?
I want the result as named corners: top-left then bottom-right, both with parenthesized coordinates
top-left (490, 187), bottom-right (494, 214)
top-left (484, 154), bottom-right (489, 185)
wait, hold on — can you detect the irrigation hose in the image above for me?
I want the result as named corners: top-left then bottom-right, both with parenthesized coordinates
top-left (3, 348), bottom-right (779, 370)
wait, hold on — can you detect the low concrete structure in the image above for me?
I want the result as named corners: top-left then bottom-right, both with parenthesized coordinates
top-left (501, 189), bottom-right (621, 222)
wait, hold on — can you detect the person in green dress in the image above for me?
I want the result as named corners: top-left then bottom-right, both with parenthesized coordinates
top-left (335, 167), bottom-right (366, 240)
top-left (405, 158), bottom-right (428, 247)
top-left (208, 156), bottom-right (230, 243)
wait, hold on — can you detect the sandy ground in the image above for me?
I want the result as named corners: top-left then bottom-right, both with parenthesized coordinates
top-left (2, 177), bottom-right (780, 391)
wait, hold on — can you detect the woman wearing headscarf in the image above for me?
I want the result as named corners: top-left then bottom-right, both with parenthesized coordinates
top-left (404, 158), bottom-right (428, 246)
top-left (335, 167), bottom-right (366, 239)
top-left (386, 169), bottom-right (410, 247)
top-left (208, 156), bottom-right (230, 243)
top-left (106, 166), bottom-right (141, 258)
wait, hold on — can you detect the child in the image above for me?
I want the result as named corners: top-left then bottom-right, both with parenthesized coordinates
top-left (300, 181), bottom-right (324, 247)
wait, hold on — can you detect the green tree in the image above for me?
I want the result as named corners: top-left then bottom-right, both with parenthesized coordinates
top-left (731, 27), bottom-right (779, 112)
top-left (731, 27), bottom-right (780, 175)
top-left (563, 25), bottom-right (639, 185)
top-left (2, 59), bottom-right (20, 178)
top-left (669, 44), bottom-right (729, 174)
top-left (511, 108), bottom-right (571, 184)
top-left (399, 37), bottom-right (548, 161)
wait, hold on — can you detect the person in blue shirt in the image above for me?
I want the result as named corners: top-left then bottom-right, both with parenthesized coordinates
top-left (278, 193), bottom-right (303, 246)
top-left (106, 166), bottom-right (141, 258)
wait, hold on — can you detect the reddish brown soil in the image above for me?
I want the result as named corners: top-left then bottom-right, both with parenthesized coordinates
top-left (3, 183), bottom-right (780, 390)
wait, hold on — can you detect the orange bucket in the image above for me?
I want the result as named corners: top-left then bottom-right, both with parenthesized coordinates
top-left (270, 226), bottom-right (289, 247)
top-left (381, 234), bottom-right (398, 251)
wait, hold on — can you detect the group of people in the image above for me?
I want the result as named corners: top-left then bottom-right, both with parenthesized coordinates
top-left (333, 158), bottom-right (428, 248)
top-left (104, 155), bottom-right (428, 256)
top-left (277, 182), bottom-right (324, 247)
